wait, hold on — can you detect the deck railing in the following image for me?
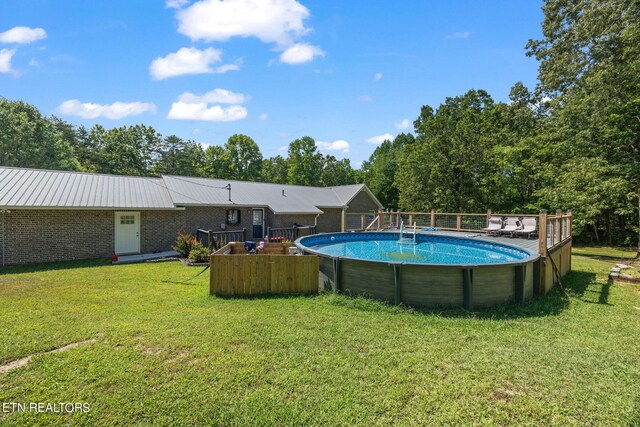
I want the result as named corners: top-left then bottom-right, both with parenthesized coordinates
top-left (344, 209), bottom-right (573, 256)
top-left (266, 225), bottom-right (317, 242)
top-left (196, 228), bottom-right (247, 249)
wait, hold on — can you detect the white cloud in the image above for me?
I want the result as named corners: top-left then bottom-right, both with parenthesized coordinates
top-left (166, 0), bottom-right (189, 8)
top-left (374, 72), bottom-right (383, 81)
top-left (445, 31), bottom-right (471, 40)
top-left (364, 133), bottom-right (394, 145)
top-left (176, 0), bottom-right (311, 46)
top-left (57, 100), bottom-right (157, 119)
top-left (280, 43), bottom-right (324, 64)
top-left (149, 47), bottom-right (238, 80)
top-left (316, 139), bottom-right (350, 154)
top-left (394, 118), bottom-right (411, 130)
top-left (167, 102), bottom-right (247, 121)
top-left (0, 26), bottom-right (47, 44)
top-left (278, 145), bottom-right (288, 151)
top-left (258, 113), bottom-right (269, 121)
top-left (28, 58), bottom-right (39, 67)
top-left (178, 88), bottom-right (247, 104)
top-left (167, 89), bottom-right (248, 122)
top-left (193, 128), bottom-right (202, 134)
top-left (0, 49), bottom-right (16, 73)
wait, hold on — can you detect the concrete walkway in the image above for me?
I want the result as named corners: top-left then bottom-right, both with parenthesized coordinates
top-left (112, 250), bottom-right (180, 265)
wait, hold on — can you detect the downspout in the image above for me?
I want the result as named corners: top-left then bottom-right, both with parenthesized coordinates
top-left (1, 209), bottom-right (7, 267)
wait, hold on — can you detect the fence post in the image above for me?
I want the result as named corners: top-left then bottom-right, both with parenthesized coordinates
top-left (456, 213), bottom-right (462, 231)
top-left (538, 209), bottom-right (547, 256)
top-left (487, 209), bottom-right (492, 226)
top-left (430, 209), bottom-right (435, 227)
top-left (361, 214), bottom-right (365, 230)
top-left (408, 214), bottom-right (413, 226)
top-left (556, 209), bottom-right (562, 244)
top-left (266, 227), bottom-right (271, 242)
top-left (341, 208), bottom-right (346, 232)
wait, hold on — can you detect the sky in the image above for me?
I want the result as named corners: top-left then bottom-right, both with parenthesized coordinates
top-left (0, 0), bottom-right (544, 167)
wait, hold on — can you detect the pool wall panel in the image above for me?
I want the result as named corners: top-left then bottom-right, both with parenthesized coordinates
top-left (401, 265), bottom-right (464, 308)
top-left (341, 259), bottom-right (394, 303)
top-left (473, 265), bottom-right (516, 307)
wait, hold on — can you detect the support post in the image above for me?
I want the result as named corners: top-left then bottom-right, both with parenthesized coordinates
top-left (487, 209), bottom-right (492, 226)
top-left (393, 264), bottom-right (402, 305)
top-left (456, 213), bottom-right (462, 231)
top-left (533, 259), bottom-right (541, 296)
top-left (408, 214), bottom-right (413, 226)
top-left (361, 214), bottom-right (365, 230)
top-left (332, 258), bottom-right (342, 292)
top-left (341, 208), bottom-right (346, 232)
top-left (266, 227), bottom-right (271, 242)
top-left (463, 268), bottom-right (473, 310)
top-left (515, 265), bottom-right (525, 304)
top-left (538, 209), bottom-right (547, 256)
top-left (430, 209), bottom-right (435, 227)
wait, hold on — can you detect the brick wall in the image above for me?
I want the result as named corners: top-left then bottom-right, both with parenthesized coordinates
top-left (1, 209), bottom-right (114, 266)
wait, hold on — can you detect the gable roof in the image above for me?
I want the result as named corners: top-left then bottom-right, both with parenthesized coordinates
top-left (0, 166), bottom-right (174, 209)
top-left (0, 166), bottom-right (383, 213)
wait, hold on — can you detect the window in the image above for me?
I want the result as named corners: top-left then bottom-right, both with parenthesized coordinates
top-left (227, 209), bottom-right (240, 225)
top-left (120, 215), bottom-right (135, 225)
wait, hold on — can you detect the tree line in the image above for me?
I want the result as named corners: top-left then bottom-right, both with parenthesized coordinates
top-left (1, 0), bottom-right (638, 248)
top-left (0, 98), bottom-right (357, 187)
top-left (362, 0), bottom-right (639, 249)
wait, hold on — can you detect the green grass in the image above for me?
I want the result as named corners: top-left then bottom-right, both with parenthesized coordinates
top-left (1, 251), bottom-right (639, 426)
top-left (572, 245), bottom-right (637, 259)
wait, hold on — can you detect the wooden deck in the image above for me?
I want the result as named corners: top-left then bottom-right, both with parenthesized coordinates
top-left (418, 230), bottom-right (540, 254)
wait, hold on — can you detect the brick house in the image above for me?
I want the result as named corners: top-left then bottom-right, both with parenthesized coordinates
top-left (0, 167), bottom-right (382, 266)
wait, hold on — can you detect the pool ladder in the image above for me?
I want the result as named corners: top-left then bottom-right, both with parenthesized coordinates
top-left (398, 220), bottom-right (417, 244)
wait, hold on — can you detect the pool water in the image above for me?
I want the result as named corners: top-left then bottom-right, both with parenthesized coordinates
top-left (304, 233), bottom-right (529, 265)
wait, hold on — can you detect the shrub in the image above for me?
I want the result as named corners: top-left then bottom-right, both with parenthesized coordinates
top-left (188, 240), bottom-right (211, 263)
top-left (173, 228), bottom-right (196, 258)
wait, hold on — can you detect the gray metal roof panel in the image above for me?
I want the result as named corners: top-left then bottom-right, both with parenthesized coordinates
top-left (0, 167), bottom-right (175, 209)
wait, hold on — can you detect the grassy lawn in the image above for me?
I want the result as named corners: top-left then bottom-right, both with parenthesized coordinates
top-left (1, 250), bottom-right (639, 426)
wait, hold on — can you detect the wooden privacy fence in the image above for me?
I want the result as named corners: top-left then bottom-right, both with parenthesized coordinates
top-left (210, 242), bottom-right (319, 296)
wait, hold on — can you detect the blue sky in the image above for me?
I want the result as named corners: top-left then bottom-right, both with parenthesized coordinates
top-left (0, 0), bottom-right (543, 166)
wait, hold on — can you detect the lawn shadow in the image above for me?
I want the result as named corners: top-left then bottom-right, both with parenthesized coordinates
top-left (0, 258), bottom-right (111, 276)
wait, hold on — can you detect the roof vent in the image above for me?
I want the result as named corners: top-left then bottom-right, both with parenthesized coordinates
top-left (282, 189), bottom-right (285, 196)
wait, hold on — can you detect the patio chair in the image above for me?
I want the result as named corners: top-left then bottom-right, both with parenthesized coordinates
top-left (514, 217), bottom-right (537, 239)
top-left (499, 217), bottom-right (522, 237)
top-left (481, 216), bottom-right (503, 235)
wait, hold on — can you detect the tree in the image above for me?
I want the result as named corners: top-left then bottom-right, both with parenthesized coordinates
top-left (202, 145), bottom-right (232, 179)
top-left (261, 155), bottom-right (289, 184)
top-left (361, 133), bottom-right (414, 208)
top-left (527, 0), bottom-right (640, 250)
top-left (287, 136), bottom-right (323, 186)
top-left (90, 124), bottom-right (162, 176)
top-left (321, 155), bottom-right (355, 187)
top-left (153, 135), bottom-right (204, 177)
top-left (0, 99), bottom-right (79, 171)
top-left (224, 134), bottom-right (263, 181)
top-left (397, 90), bottom-right (497, 212)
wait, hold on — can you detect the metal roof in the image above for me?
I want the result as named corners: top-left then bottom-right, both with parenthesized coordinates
top-left (0, 167), bottom-right (382, 213)
top-left (0, 167), bottom-right (175, 209)
top-left (163, 175), bottom-right (346, 214)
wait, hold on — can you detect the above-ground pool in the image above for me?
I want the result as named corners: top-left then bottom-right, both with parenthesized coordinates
top-left (296, 232), bottom-right (541, 309)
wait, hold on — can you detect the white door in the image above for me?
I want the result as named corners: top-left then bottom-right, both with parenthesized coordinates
top-left (115, 212), bottom-right (140, 254)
